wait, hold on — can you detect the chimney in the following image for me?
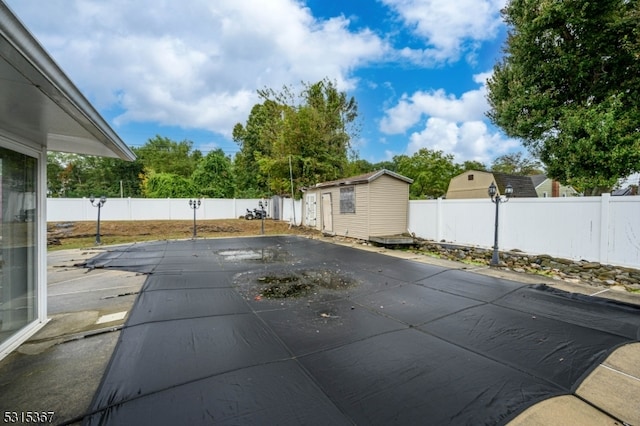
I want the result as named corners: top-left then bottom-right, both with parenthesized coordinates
top-left (552, 180), bottom-right (560, 197)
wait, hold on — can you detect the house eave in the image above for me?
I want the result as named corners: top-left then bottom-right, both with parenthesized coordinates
top-left (0, 3), bottom-right (135, 161)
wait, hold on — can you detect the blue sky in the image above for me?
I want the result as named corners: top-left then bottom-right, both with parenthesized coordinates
top-left (6, 0), bottom-right (523, 166)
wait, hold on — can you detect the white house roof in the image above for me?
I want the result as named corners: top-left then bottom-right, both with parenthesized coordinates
top-left (0, 2), bottom-right (135, 160)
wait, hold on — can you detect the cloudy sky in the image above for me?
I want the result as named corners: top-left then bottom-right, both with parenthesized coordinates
top-left (6, 0), bottom-right (522, 165)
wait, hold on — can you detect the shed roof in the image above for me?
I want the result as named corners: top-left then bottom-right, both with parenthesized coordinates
top-left (309, 169), bottom-right (413, 189)
top-left (493, 173), bottom-right (538, 198)
top-left (530, 174), bottom-right (547, 188)
top-left (0, 3), bottom-right (135, 160)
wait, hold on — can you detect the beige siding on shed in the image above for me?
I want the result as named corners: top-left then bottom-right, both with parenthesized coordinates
top-left (369, 175), bottom-right (409, 236)
top-left (302, 170), bottom-right (412, 240)
top-left (330, 185), bottom-right (369, 240)
top-left (446, 171), bottom-right (495, 199)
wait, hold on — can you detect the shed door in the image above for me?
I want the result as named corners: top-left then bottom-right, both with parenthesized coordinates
top-left (305, 193), bottom-right (317, 227)
top-left (321, 192), bottom-right (333, 233)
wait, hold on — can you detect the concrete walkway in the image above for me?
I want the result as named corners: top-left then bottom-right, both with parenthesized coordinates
top-left (0, 238), bottom-right (638, 425)
top-left (0, 248), bottom-right (146, 425)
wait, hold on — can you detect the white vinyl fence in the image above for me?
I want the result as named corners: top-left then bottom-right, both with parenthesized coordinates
top-left (48, 195), bottom-right (639, 268)
top-left (47, 197), bottom-right (302, 225)
top-left (408, 194), bottom-right (639, 269)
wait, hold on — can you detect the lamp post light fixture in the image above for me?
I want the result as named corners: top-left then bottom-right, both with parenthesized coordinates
top-left (89, 195), bottom-right (107, 245)
top-left (189, 199), bottom-right (201, 239)
top-left (488, 182), bottom-right (513, 266)
top-left (258, 200), bottom-right (268, 235)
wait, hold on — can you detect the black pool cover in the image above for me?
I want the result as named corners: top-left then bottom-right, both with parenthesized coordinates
top-left (80, 236), bottom-right (639, 425)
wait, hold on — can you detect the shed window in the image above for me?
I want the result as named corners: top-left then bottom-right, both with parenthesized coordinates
top-left (468, 174), bottom-right (474, 181)
top-left (340, 186), bottom-right (355, 214)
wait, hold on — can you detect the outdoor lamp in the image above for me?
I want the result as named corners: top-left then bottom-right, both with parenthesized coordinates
top-left (189, 199), bottom-right (201, 239)
top-left (505, 183), bottom-right (514, 198)
top-left (488, 182), bottom-right (513, 266)
top-left (488, 182), bottom-right (497, 198)
top-left (258, 200), bottom-right (268, 234)
top-left (89, 195), bottom-right (107, 245)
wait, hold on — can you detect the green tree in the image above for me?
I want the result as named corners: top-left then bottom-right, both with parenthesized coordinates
top-left (372, 160), bottom-right (399, 172)
top-left (491, 152), bottom-right (543, 175)
top-left (47, 152), bottom-right (144, 198)
top-left (47, 153), bottom-right (66, 197)
top-left (395, 148), bottom-right (462, 199)
top-left (106, 157), bottom-right (145, 197)
top-left (192, 149), bottom-right (235, 198)
top-left (142, 172), bottom-right (197, 198)
top-left (487, 0), bottom-right (640, 194)
top-left (134, 136), bottom-right (201, 178)
top-left (232, 102), bottom-right (280, 197)
top-left (234, 79), bottom-right (359, 197)
top-left (345, 158), bottom-right (375, 176)
top-left (460, 160), bottom-right (487, 172)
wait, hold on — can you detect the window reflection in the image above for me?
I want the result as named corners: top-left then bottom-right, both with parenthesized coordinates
top-left (0, 148), bottom-right (37, 344)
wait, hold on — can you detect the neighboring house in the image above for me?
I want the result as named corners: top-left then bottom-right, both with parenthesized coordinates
top-left (445, 170), bottom-right (538, 199)
top-left (0, 3), bottom-right (136, 360)
top-left (302, 169), bottom-right (412, 241)
top-left (530, 174), bottom-right (579, 197)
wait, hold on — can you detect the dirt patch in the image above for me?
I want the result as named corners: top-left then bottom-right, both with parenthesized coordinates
top-left (47, 219), bottom-right (320, 250)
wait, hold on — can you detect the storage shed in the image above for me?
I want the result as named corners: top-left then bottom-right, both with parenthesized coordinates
top-left (446, 170), bottom-right (538, 199)
top-left (302, 169), bottom-right (413, 242)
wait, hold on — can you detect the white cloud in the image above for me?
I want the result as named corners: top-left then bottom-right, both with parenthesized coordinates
top-left (382, 0), bottom-right (505, 64)
top-left (380, 71), bottom-right (518, 163)
top-left (7, 0), bottom-right (387, 137)
top-left (380, 72), bottom-right (490, 134)
top-left (406, 119), bottom-right (518, 163)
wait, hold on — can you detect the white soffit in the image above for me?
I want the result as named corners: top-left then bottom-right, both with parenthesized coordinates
top-left (0, 2), bottom-right (135, 161)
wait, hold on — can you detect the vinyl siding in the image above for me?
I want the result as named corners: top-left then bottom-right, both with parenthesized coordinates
top-left (331, 185), bottom-right (369, 240)
top-left (369, 175), bottom-right (409, 236)
top-left (303, 172), bottom-right (411, 240)
top-left (535, 179), bottom-right (578, 197)
top-left (446, 171), bottom-right (495, 199)
top-left (536, 180), bottom-right (553, 198)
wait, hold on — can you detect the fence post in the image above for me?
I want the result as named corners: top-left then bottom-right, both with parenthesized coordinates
top-left (436, 197), bottom-right (443, 242)
top-left (599, 193), bottom-right (611, 264)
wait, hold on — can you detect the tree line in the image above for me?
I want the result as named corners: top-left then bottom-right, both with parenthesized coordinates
top-left (47, 135), bottom-right (541, 200)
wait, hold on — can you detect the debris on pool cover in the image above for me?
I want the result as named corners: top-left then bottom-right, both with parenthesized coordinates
top-left (257, 269), bottom-right (357, 298)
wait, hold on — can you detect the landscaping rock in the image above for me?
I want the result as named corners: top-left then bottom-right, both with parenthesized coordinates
top-left (410, 239), bottom-right (640, 293)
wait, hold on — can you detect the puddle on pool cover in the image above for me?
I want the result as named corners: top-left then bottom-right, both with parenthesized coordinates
top-left (217, 248), bottom-right (288, 262)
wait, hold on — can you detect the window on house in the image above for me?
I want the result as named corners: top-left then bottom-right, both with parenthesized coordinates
top-left (340, 186), bottom-right (355, 214)
top-left (543, 192), bottom-right (548, 197)
top-left (0, 147), bottom-right (37, 346)
top-left (468, 174), bottom-right (474, 181)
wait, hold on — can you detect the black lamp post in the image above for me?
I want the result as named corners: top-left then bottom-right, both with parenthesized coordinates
top-left (89, 195), bottom-right (106, 245)
top-left (258, 200), bottom-right (268, 235)
top-left (189, 199), bottom-right (201, 239)
top-left (488, 182), bottom-right (513, 266)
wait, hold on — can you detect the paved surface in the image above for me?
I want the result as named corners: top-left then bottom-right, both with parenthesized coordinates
top-left (0, 249), bottom-right (146, 425)
top-left (0, 236), bottom-right (638, 425)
